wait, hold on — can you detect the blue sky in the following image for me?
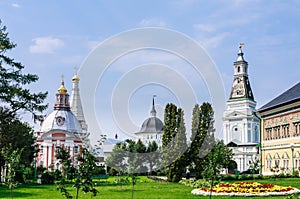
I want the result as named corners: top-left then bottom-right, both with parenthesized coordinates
top-left (1, 0), bottom-right (300, 144)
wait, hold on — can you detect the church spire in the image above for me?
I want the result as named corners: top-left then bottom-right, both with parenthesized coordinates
top-left (70, 70), bottom-right (88, 131)
top-left (54, 75), bottom-right (70, 110)
top-left (237, 43), bottom-right (245, 62)
top-left (229, 44), bottom-right (254, 101)
top-left (150, 95), bottom-right (157, 117)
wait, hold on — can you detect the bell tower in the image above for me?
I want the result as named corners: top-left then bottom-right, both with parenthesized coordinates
top-left (230, 44), bottom-right (254, 101)
top-left (223, 44), bottom-right (260, 172)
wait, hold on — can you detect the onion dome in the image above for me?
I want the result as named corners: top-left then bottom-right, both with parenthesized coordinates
top-left (72, 74), bottom-right (80, 82)
top-left (58, 76), bottom-right (68, 94)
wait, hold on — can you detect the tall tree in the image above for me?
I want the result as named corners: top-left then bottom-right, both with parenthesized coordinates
top-left (162, 103), bottom-right (187, 182)
top-left (201, 140), bottom-right (233, 180)
top-left (146, 141), bottom-right (159, 175)
top-left (0, 108), bottom-right (37, 176)
top-left (188, 102), bottom-right (215, 179)
top-left (0, 20), bottom-right (47, 120)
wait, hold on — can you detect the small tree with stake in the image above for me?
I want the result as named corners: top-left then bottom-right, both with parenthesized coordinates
top-left (57, 148), bottom-right (98, 199)
top-left (2, 145), bottom-right (23, 199)
top-left (73, 148), bottom-right (98, 199)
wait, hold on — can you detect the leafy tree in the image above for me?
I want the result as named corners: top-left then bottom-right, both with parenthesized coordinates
top-left (201, 140), bottom-right (233, 181)
top-left (55, 146), bottom-right (75, 180)
top-left (2, 145), bottom-right (23, 199)
top-left (188, 102), bottom-right (215, 179)
top-left (146, 141), bottom-right (159, 175)
top-left (0, 20), bottom-right (47, 120)
top-left (0, 108), bottom-right (37, 183)
top-left (0, 20), bottom-right (47, 183)
top-left (162, 103), bottom-right (187, 182)
top-left (57, 148), bottom-right (98, 199)
top-left (74, 148), bottom-right (98, 199)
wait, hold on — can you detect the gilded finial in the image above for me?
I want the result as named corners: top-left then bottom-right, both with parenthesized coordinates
top-left (58, 74), bottom-right (68, 94)
top-left (72, 66), bottom-right (80, 82)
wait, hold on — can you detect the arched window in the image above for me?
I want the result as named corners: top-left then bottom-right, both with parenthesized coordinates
top-left (237, 66), bottom-right (240, 73)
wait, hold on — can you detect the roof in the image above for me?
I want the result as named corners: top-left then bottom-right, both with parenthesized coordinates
top-left (40, 109), bottom-right (83, 133)
top-left (259, 82), bottom-right (300, 112)
top-left (138, 117), bottom-right (164, 133)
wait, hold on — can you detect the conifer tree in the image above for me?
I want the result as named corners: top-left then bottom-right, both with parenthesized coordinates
top-left (0, 20), bottom-right (47, 120)
top-left (188, 102), bottom-right (215, 179)
top-left (162, 103), bottom-right (187, 182)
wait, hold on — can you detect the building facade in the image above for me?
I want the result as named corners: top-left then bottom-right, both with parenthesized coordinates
top-left (135, 97), bottom-right (164, 147)
top-left (223, 45), bottom-right (260, 173)
top-left (35, 74), bottom-right (89, 170)
top-left (259, 82), bottom-right (300, 175)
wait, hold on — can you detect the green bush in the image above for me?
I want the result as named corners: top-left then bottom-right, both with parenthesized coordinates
top-left (41, 171), bottom-right (54, 184)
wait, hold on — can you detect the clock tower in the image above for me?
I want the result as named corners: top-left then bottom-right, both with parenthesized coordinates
top-left (223, 44), bottom-right (260, 173)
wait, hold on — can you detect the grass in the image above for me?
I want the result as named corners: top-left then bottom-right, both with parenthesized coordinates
top-left (0, 177), bottom-right (299, 199)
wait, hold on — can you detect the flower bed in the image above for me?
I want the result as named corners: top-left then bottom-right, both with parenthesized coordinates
top-left (191, 182), bottom-right (300, 197)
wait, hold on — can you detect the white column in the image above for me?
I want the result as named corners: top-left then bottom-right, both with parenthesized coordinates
top-left (48, 143), bottom-right (53, 169)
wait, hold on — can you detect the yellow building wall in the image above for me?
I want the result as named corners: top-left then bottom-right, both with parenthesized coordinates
top-left (261, 108), bottom-right (300, 175)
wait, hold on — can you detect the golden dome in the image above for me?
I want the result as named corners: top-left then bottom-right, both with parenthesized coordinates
top-left (58, 75), bottom-right (68, 94)
top-left (72, 74), bottom-right (80, 82)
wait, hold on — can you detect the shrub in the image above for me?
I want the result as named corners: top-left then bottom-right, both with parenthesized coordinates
top-left (41, 171), bottom-right (54, 184)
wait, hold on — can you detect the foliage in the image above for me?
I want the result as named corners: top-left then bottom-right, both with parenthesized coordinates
top-left (201, 140), bottom-right (233, 180)
top-left (74, 148), bottom-right (98, 198)
top-left (41, 171), bottom-right (55, 184)
top-left (179, 179), bottom-right (211, 188)
top-left (198, 181), bottom-right (296, 195)
top-left (0, 109), bottom-right (37, 169)
top-left (56, 148), bottom-right (98, 199)
top-left (0, 20), bottom-right (48, 121)
top-left (162, 103), bottom-right (188, 182)
top-left (188, 103), bottom-right (215, 179)
top-left (55, 146), bottom-right (75, 180)
top-left (2, 145), bottom-right (23, 199)
top-left (1, 177), bottom-right (300, 199)
top-left (146, 141), bottom-right (159, 175)
top-left (105, 142), bottom-right (127, 175)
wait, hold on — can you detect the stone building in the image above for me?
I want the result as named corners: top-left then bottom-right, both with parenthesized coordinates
top-left (259, 82), bottom-right (300, 175)
top-left (35, 74), bottom-right (89, 170)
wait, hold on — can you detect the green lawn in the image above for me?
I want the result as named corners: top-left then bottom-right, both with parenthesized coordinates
top-left (0, 177), bottom-right (299, 199)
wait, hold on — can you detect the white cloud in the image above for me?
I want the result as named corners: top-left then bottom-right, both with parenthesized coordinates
top-left (29, 37), bottom-right (64, 54)
top-left (138, 18), bottom-right (167, 27)
top-left (11, 3), bottom-right (20, 8)
top-left (196, 33), bottom-right (229, 50)
top-left (193, 24), bottom-right (216, 33)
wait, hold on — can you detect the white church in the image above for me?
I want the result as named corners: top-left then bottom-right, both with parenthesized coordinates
top-left (35, 74), bottom-right (90, 170)
top-left (223, 45), bottom-right (260, 173)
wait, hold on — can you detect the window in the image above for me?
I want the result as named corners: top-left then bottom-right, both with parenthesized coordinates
top-left (254, 126), bottom-right (259, 142)
top-left (247, 130), bottom-right (251, 142)
top-left (266, 160), bottom-right (272, 169)
top-left (274, 159), bottom-right (280, 168)
top-left (40, 145), bottom-right (44, 153)
top-left (74, 146), bottom-right (79, 154)
top-left (295, 159), bottom-right (299, 169)
top-left (282, 159), bottom-right (289, 169)
top-left (237, 66), bottom-right (240, 73)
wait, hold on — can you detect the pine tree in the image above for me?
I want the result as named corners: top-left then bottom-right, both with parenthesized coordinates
top-left (0, 20), bottom-right (47, 120)
top-left (188, 102), bottom-right (215, 179)
top-left (162, 103), bottom-right (187, 182)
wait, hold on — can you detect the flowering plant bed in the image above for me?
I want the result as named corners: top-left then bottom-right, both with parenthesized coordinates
top-left (191, 182), bottom-right (300, 197)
